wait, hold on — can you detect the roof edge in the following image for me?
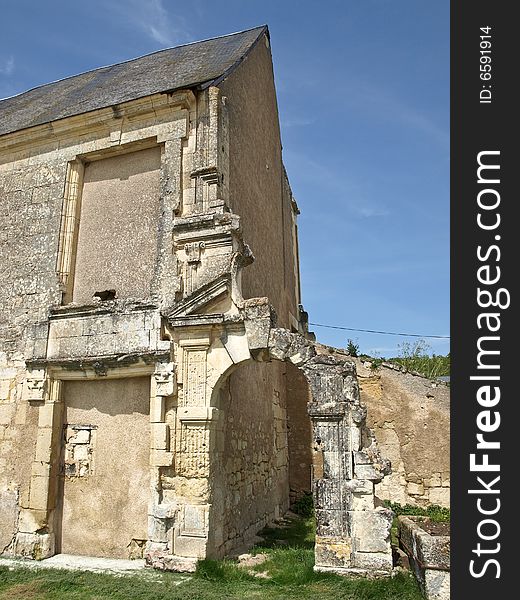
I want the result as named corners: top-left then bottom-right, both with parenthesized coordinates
top-left (199, 25), bottom-right (269, 91)
top-left (0, 25), bottom-right (268, 105)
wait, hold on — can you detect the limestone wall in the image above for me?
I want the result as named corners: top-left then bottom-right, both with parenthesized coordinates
top-left (60, 377), bottom-right (150, 558)
top-left (0, 142), bottom-right (66, 555)
top-left (285, 363), bottom-right (313, 502)
top-left (219, 34), bottom-right (300, 329)
top-left (0, 94), bottom-right (189, 557)
top-left (356, 360), bottom-right (450, 508)
top-left (73, 146), bottom-right (162, 304)
top-left (219, 361), bottom-right (289, 555)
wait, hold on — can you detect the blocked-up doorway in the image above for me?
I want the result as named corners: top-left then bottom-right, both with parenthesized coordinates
top-left (58, 377), bottom-right (150, 559)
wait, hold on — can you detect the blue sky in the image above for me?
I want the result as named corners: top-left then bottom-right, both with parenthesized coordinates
top-left (0, 0), bottom-right (449, 357)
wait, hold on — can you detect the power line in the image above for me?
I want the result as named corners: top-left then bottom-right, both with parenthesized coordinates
top-left (309, 322), bottom-right (450, 339)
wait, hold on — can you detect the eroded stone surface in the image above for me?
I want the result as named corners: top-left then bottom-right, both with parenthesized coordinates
top-left (398, 516), bottom-right (450, 600)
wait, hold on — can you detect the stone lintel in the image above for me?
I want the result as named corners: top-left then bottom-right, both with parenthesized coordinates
top-left (307, 401), bottom-right (347, 419)
top-left (27, 351), bottom-right (170, 379)
top-left (48, 300), bottom-right (158, 320)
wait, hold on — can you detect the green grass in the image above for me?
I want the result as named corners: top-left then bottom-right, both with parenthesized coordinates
top-left (384, 501), bottom-right (450, 523)
top-left (387, 354), bottom-right (450, 379)
top-left (0, 516), bottom-right (423, 600)
top-left (385, 501), bottom-right (450, 546)
top-left (360, 340), bottom-right (450, 380)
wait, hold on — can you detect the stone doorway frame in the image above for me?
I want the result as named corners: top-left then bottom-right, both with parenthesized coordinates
top-left (18, 351), bottom-right (174, 561)
top-left (146, 299), bottom-right (394, 576)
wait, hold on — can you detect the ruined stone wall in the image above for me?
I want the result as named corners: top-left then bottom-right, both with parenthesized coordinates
top-left (0, 143), bottom-right (66, 554)
top-left (220, 361), bottom-right (289, 555)
top-left (0, 95), bottom-right (189, 556)
top-left (285, 363), bottom-right (313, 502)
top-left (356, 360), bottom-right (450, 508)
top-left (216, 34), bottom-right (310, 536)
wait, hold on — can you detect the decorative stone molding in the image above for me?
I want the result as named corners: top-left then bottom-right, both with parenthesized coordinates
top-left (153, 361), bottom-right (176, 397)
top-left (23, 369), bottom-right (47, 403)
top-left (56, 160), bottom-right (84, 304)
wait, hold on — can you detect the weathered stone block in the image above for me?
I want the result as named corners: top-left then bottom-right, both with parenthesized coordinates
top-left (37, 404), bottom-right (57, 429)
top-left (14, 531), bottom-right (54, 560)
top-left (407, 481), bottom-right (425, 496)
top-left (150, 450), bottom-right (173, 467)
top-left (354, 463), bottom-right (381, 481)
top-left (148, 515), bottom-right (169, 543)
top-left (350, 508), bottom-right (393, 554)
top-left (398, 516), bottom-right (450, 600)
top-left (34, 428), bottom-right (53, 462)
top-left (150, 395), bottom-right (165, 423)
top-left (315, 535), bottom-right (352, 570)
top-left (151, 423), bottom-right (169, 450)
top-left (18, 508), bottom-right (48, 534)
top-left (350, 550), bottom-right (393, 573)
top-left (28, 476), bottom-right (49, 511)
top-left (174, 534), bottom-right (207, 558)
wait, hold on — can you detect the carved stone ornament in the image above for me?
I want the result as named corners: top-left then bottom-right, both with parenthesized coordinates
top-left (23, 370), bottom-right (46, 403)
top-left (154, 362), bottom-right (176, 397)
top-left (185, 241), bottom-right (205, 264)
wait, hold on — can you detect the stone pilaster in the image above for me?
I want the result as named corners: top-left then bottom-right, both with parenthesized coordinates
top-left (16, 373), bottom-right (62, 559)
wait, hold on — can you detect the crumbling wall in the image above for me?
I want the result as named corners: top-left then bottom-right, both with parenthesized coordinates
top-left (217, 33), bottom-right (309, 520)
top-left (356, 360), bottom-right (450, 508)
top-left (0, 94), bottom-right (189, 556)
top-left (0, 147), bottom-right (65, 554)
top-left (0, 355), bottom-right (38, 555)
top-left (220, 361), bottom-right (289, 555)
top-left (285, 363), bottom-right (313, 502)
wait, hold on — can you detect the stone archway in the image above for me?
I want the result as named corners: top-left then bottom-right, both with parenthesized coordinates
top-left (146, 299), bottom-right (394, 576)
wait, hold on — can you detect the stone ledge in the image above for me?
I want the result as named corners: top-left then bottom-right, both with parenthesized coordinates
top-left (313, 565), bottom-right (392, 578)
top-left (398, 516), bottom-right (450, 600)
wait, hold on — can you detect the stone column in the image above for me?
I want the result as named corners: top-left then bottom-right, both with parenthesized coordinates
top-left (304, 357), bottom-right (393, 576)
top-left (16, 371), bottom-right (62, 559)
top-left (265, 327), bottom-right (393, 577)
top-left (146, 360), bottom-right (176, 565)
top-left (147, 330), bottom-right (221, 571)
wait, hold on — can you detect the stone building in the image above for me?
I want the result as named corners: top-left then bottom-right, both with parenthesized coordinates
top-left (0, 26), bottom-right (395, 575)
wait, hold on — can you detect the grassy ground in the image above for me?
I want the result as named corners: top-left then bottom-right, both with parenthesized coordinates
top-left (0, 516), bottom-right (423, 600)
top-left (385, 501), bottom-right (451, 546)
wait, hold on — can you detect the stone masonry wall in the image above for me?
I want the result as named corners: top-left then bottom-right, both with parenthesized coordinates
top-left (219, 35), bottom-right (299, 329)
top-left (0, 143), bottom-right (66, 555)
top-left (219, 360), bottom-right (289, 556)
top-left (0, 93), bottom-right (190, 555)
top-left (285, 363), bottom-right (313, 502)
top-left (356, 360), bottom-right (450, 508)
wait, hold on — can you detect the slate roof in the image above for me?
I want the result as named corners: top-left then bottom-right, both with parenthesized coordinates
top-left (0, 26), bottom-right (267, 137)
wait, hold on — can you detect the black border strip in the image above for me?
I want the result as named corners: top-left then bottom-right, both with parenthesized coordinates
top-left (451, 2), bottom-right (516, 597)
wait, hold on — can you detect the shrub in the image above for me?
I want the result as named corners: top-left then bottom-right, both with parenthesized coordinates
top-left (292, 492), bottom-right (314, 517)
top-left (346, 339), bottom-right (360, 357)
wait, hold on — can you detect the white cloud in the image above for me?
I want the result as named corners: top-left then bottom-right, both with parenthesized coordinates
top-left (339, 80), bottom-right (449, 150)
top-left (284, 148), bottom-right (389, 219)
top-left (0, 56), bottom-right (14, 76)
top-left (281, 116), bottom-right (315, 128)
top-left (106, 0), bottom-right (191, 47)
